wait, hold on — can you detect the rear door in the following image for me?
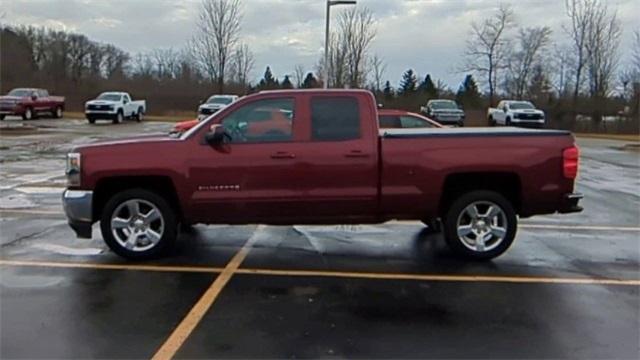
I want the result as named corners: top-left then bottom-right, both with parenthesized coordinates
top-left (292, 94), bottom-right (379, 221)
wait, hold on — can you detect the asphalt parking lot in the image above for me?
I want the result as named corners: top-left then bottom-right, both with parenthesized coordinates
top-left (1, 117), bottom-right (639, 359)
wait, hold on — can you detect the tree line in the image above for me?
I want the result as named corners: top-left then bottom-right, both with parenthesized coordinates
top-left (0, 0), bottom-right (638, 131)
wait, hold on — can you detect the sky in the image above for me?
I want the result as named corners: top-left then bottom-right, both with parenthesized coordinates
top-left (2, 0), bottom-right (639, 90)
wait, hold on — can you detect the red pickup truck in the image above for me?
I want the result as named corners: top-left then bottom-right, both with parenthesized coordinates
top-left (0, 88), bottom-right (65, 120)
top-left (62, 89), bottom-right (582, 260)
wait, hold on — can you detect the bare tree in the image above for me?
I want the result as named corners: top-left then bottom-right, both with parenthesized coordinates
top-left (632, 29), bottom-right (640, 75)
top-left (462, 4), bottom-right (514, 106)
top-left (549, 44), bottom-right (575, 97)
top-left (565, 0), bottom-right (598, 102)
top-left (507, 26), bottom-right (552, 99)
top-left (369, 54), bottom-right (386, 92)
top-left (67, 33), bottom-right (91, 83)
top-left (132, 52), bottom-right (154, 79)
top-left (191, 0), bottom-right (242, 92)
top-left (151, 48), bottom-right (182, 80)
top-left (338, 7), bottom-right (376, 88)
top-left (230, 42), bottom-right (254, 88)
top-left (584, 1), bottom-right (621, 99)
top-left (293, 65), bottom-right (305, 88)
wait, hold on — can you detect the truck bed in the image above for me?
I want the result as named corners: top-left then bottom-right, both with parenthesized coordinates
top-left (379, 127), bottom-right (575, 220)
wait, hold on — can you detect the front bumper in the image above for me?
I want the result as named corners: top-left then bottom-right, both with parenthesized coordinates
top-left (559, 193), bottom-right (583, 214)
top-left (62, 190), bottom-right (93, 238)
top-left (433, 115), bottom-right (464, 124)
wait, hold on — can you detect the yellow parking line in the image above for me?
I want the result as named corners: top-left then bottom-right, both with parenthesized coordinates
top-left (236, 268), bottom-right (640, 287)
top-left (151, 225), bottom-right (263, 360)
top-left (2, 258), bottom-right (638, 287)
top-left (0, 259), bottom-right (224, 274)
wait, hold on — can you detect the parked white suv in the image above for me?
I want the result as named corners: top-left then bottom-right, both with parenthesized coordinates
top-left (197, 95), bottom-right (238, 120)
top-left (85, 92), bottom-right (146, 124)
top-left (488, 100), bottom-right (545, 128)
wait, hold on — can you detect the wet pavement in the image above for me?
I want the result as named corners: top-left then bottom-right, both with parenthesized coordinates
top-left (1, 118), bottom-right (639, 359)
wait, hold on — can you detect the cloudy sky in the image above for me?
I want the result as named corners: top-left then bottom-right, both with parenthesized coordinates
top-left (2, 0), bottom-right (638, 89)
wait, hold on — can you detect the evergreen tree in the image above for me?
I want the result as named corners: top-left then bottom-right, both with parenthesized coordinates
top-left (301, 72), bottom-right (319, 88)
top-left (398, 69), bottom-right (417, 96)
top-left (258, 66), bottom-right (278, 90)
top-left (419, 74), bottom-right (438, 99)
top-left (281, 75), bottom-right (293, 89)
top-left (383, 80), bottom-right (394, 99)
top-left (455, 74), bottom-right (481, 109)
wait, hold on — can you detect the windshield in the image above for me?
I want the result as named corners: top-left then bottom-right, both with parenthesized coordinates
top-left (207, 96), bottom-right (233, 105)
top-left (431, 101), bottom-right (458, 110)
top-left (509, 102), bottom-right (535, 110)
top-left (8, 89), bottom-right (33, 97)
top-left (97, 94), bottom-right (122, 101)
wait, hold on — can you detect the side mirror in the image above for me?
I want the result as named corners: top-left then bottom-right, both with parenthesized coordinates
top-left (204, 124), bottom-right (229, 145)
top-left (31, 95), bottom-right (37, 101)
top-left (503, 107), bottom-right (507, 113)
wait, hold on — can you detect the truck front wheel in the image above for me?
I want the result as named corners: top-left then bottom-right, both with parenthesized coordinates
top-left (442, 190), bottom-right (517, 260)
top-left (100, 189), bottom-right (177, 260)
top-left (113, 110), bottom-right (123, 124)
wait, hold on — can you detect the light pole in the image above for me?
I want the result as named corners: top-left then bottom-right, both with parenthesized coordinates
top-left (324, 0), bottom-right (356, 89)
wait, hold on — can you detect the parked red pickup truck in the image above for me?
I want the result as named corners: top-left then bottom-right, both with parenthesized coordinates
top-left (63, 89), bottom-right (582, 260)
top-left (0, 88), bottom-right (65, 120)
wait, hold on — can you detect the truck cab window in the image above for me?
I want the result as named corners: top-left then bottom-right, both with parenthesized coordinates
top-left (401, 115), bottom-right (432, 128)
top-left (222, 98), bottom-right (294, 143)
top-left (311, 97), bottom-right (360, 141)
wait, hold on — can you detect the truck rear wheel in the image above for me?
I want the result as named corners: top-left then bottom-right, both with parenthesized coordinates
top-left (488, 116), bottom-right (496, 126)
top-left (442, 190), bottom-right (517, 260)
top-left (100, 189), bottom-right (177, 260)
top-left (135, 107), bottom-right (143, 122)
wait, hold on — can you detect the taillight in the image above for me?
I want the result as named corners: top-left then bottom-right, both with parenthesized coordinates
top-left (563, 146), bottom-right (579, 179)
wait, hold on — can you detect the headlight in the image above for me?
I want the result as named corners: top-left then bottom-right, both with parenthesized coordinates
top-left (66, 152), bottom-right (81, 187)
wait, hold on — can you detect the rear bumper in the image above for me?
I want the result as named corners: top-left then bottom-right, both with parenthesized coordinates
top-left (62, 190), bottom-right (93, 238)
top-left (558, 193), bottom-right (583, 214)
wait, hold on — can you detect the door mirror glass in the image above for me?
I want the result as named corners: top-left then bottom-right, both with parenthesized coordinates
top-left (204, 124), bottom-right (229, 145)
top-left (31, 95), bottom-right (37, 101)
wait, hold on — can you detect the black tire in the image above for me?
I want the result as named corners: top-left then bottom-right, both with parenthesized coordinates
top-left (135, 107), bottom-right (143, 122)
top-left (113, 110), bottom-right (123, 124)
top-left (53, 106), bottom-right (63, 119)
top-left (22, 107), bottom-right (33, 120)
top-left (488, 116), bottom-right (496, 126)
top-left (87, 117), bottom-right (96, 124)
top-left (506, 117), bottom-right (512, 126)
top-left (457, 121), bottom-right (464, 127)
top-left (100, 188), bottom-right (177, 260)
top-left (442, 190), bottom-right (517, 260)
top-left (0, 115), bottom-right (5, 121)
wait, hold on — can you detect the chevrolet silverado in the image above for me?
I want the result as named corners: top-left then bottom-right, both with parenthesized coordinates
top-left (0, 88), bottom-right (65, 120)
top-left (63, 89), bottom-right (582, 260)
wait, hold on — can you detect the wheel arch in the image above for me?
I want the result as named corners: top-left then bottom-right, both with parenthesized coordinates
top-left (438, 172), bottom-right (522, 217)
top-left (92, 176), bottom-right (183, 223)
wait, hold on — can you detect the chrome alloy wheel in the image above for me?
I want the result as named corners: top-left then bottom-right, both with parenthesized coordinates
top-left (456, 201), bottom-right (508, 252)
top-left (110, 199), bottom-right (164, 252)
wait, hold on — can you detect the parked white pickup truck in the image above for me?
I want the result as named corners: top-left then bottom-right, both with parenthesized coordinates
top-left (487, 100), bottom-right (545, 128)
top-left (85, 92), bottom-right (146, 124)
top-left (197, 94), bottom-right (238, 120)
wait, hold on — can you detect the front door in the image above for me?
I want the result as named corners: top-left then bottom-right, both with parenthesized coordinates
top-left (187, 96), bottom-right (305, 223)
